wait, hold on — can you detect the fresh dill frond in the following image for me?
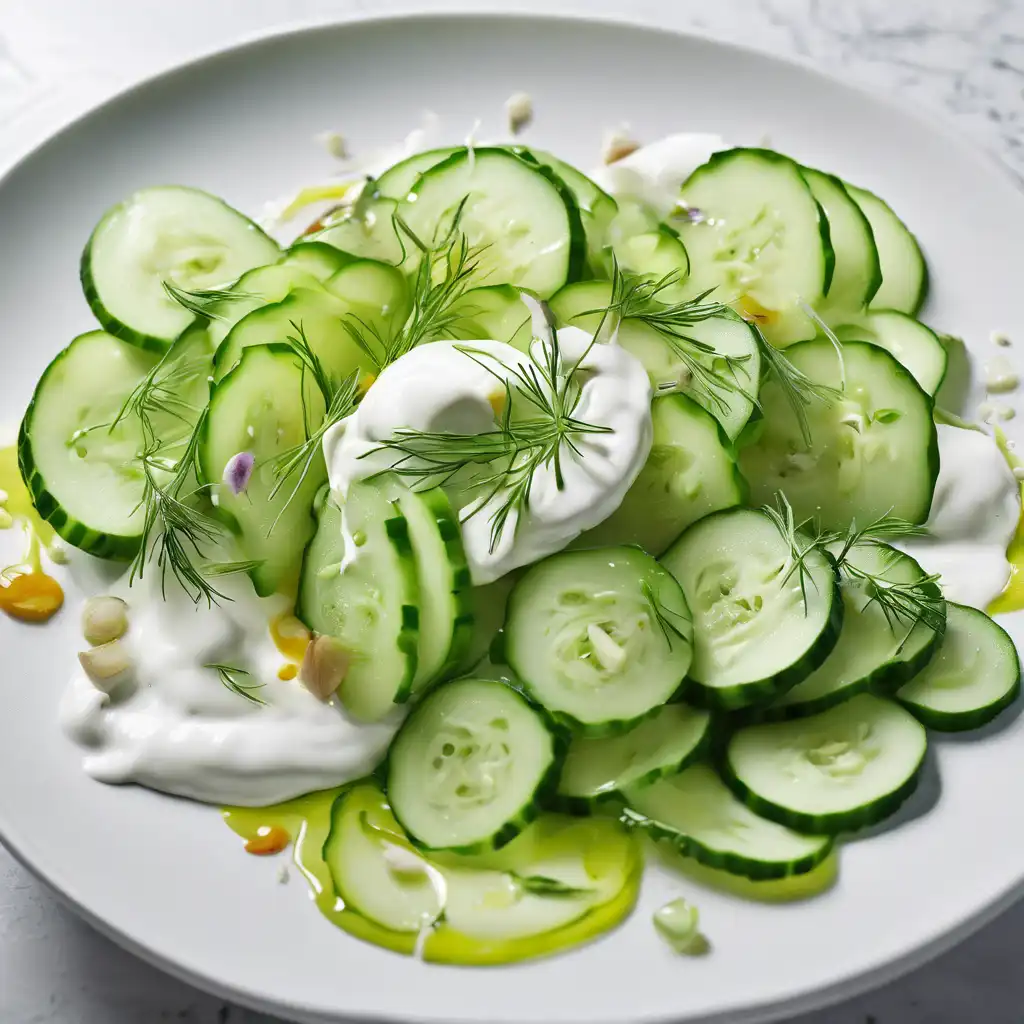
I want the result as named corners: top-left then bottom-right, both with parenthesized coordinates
top-left (824, 513), bottom-right (926, 567)
top-left (761, 493), bottom-right (827, 612)
top-left (581, 263), bottom-right (755, 414)
top-left (162, 281), bottom-right (251, 321)
top-left (755, 330), bottom-right (842, 447)
top-left (205, 663), bottom-right (266, 706)
top-left (641, 578), bottom-right (692, 648)
top-left (372, 308), bottom-right (611, 554)
top-left (266, 323), bottom-right (361, 527)
top-left (343, 199), bottom-right (485, 371)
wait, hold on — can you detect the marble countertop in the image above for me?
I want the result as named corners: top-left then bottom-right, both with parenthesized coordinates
top-left (3, 1), bottom-right (1024, 1021)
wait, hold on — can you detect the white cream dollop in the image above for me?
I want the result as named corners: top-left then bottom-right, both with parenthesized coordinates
top-left (324, 324), bottom-right (653, 585)
top-left (60, 570), bottom-right (401, 806)
top-left (897, 424), bottom-right (1020, 609)
top-left (590, 132), bottom-right (727, 218)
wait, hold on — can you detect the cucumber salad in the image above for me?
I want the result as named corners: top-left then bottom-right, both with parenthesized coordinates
top-left (12, 125), bottom-right (1024, 963)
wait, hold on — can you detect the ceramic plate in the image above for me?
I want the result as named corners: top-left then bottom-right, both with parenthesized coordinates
top-left (1, 11), bottom-right (1022, 1024)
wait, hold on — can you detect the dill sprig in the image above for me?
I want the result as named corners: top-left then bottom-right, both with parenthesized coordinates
top-left (372, 306), bottom-right (611, 554)
top-left (761, 493), bottom-right (827, 612)
top-left (162, 281), bottom-right (251, 321)
top-left (582, 264), bottom-right (755, 414)
top-left (344, 201), bottom-right (485, 371)
top-left (205, 663), bottom-right (266, 706)
top-left (267, 323), bottom-right (361, 527)
top-left (641, 578), bottom-right (692, 648)
top-left (755, 331), bottom-right (843, 446)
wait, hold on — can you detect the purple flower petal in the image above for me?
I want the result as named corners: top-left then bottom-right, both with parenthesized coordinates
top-left (223, 451), bottom-right (255, 495)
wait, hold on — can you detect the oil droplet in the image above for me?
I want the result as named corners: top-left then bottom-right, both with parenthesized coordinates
top-left (989, 427), bottom-right (1024, 615)
top-left (278, 663), bottom-right (298, 681)
top-left (0, 446), bottom-right (56, 545)
top-left (0, 571), bottom-right (64, 623)
top-left (269, 612), bottom-right (310, 663)
top-left (244, 824), bottom-right (291, 856)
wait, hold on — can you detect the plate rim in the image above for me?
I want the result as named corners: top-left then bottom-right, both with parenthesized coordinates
top-left (1, 8), bottom-right (1022, 1024)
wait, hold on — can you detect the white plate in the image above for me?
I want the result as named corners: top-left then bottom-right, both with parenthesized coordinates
top-left (1, 11), bottom-right (1022, 1024)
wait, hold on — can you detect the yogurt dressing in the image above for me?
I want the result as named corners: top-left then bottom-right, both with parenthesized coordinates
top-left (897, 424), bottom-right (1020, 609)
top-left (60, 569), bottom-right (401, 806)
top-left (324, 316), bottom-right (653, 585)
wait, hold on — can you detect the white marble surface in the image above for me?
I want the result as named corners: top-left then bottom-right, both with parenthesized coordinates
top-left (3, 0), bottom-right (1024, 1021)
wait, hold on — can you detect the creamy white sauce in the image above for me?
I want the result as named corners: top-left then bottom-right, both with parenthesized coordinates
top-left (897, 424), bottom-right (1020, 609)
top-left (589, 132), bottom-right (726, 219)
top-left (324, 314), bottom-right (653, 585)
top-left (60, 570), bottom-right (401, 806)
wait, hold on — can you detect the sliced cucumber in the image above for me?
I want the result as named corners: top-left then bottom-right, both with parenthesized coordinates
top-left (446, 285), bottom-right (532, 349)
top-left (898, 603), bottom-right (1021, 731)
top-left (611, 222), bottom-right (689, 291)
top-left (376, 147), bottom-right (459, 200)
top-left (505, 548), bottom-right (693, 734)
top-left (309, 195), bottom-right (407, 265)
top-left (555, 702), bottom-right (711, 811)
top-left (675, 149), bottom-right (832, 345)
top-left (296, 483), bottom-right (420, 721)
top-left (549, 280), bottom-right (760, 441)
top-left (212, 287), bottom-right (366, 383)
top-left (200, 343), bottom-right (325, 597)
top-left (834, 311), bottom-right (947, 396)
top-left (846, 184), bottom-right (928, 315)
top-left (386, 677), bottom-right (560, 852)
top-left (802, 168), bottom-right (881, 315)
top-left (81, 186), bottom-right (279, 351)
top-left (18, 331), bottom-right (156, 558)
top-left (322, 258), bottom-right (411, 330)
top-left (660, 508), bottom-right (842, 710)
top-left (528, 150), bottom-right (613, 216)
top-left (575, 393), bottom-right (745, 556)
top-left (724, 693), bottom-right (927, 834)
top-left (398, 148), bottom-right (585, 298)
top-left (384, 481), bottom-right (473, 690)
top-left (623, 764), bottom-right (834, 880)
top-left (764, 542), bottom-right (944, 719)
top-left (739, 339), bottom-right (939, 530)
top-left (279, 240), bottom-right (356, 280)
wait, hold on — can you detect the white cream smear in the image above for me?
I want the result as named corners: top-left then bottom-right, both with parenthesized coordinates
top-left (897, 424), bottom-right (1020, 609)
top-left (325, 317), bottom-right (653, 585)
top-left (60, 570), bottom-right (401, 806)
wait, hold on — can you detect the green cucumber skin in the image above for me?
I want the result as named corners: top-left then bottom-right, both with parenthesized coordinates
top-left (17, 349), bottom-right (143, 561)
top-left (719, 740), bottom-right (926, 836)
top-left (813, 197), bottom-right (836, 299)
top-left (385, 513), bottom-right (422, 705)
top-left (900, 675), bottom-right (1021, 732)
top-left (551, 717), bottom-right (711, 817)
top-left (669, 535), bottom-right (845, 713)
top-left (620, 805), bottom-right (834, 881)
top-left (408, 147), bottom-right (588, 290)
top-left (385, 681), bottom-right (569, 855)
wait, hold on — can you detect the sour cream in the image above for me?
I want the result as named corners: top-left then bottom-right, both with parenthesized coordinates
top-left (590, 132), bottom-right (727, 218)
top-left (324, 315), bottom-right (653, 585)
top-left (60, 570), bottom-right (401, 806)
top-left (897, 424), bottom-right (1021, 609)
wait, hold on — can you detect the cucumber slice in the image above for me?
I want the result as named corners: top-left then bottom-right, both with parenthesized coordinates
top-left (398, 148), bottom-right (585, 298)
top-left (624, 765), bottom-right (833, 880)
top-left (549, 280), bottom-right (760, 441)
top-left (660, 508), bottom-right (842, 710)
top-left (385, 482), bottom-right (473, 690)
top-left (297, 483), bottom-right (420, 721)
top-left (309, 196), bottom-right (406, 265)
top-left (739, 339), bottom-right (939, 530)
top-left (279, 240), bottom-right (356, 280)
top-left (555, 702), bottom-right (711, 811)
top-left (724, 693), bottom-right (927, 833)
top-left (386, 677), bottom-right (560, 851)
top-left (212, 287), bottom-right (367, 383)
top-left (764, 542), bottom-right (944, 720)
top-left (898, 603), bottom-right (1021, 731)
top-left (447, 285), bottom-right (532, 349)
top-left (18, 331), bottom-right (156, 558)
top-left (612, 223), bottom-right (689, 290)
top-left (675, 149), bottom-right (832, 345)
top-left (322, 258), bottom-right (411, 329)
top-left (81, 186), bottom-right (279, 351)
top-left (323, 783), bottom-right (444, 933)
top-left (846, 184), bottom-right (928, 315)
top-left (376, 147), bottom-right (460, 200)
top-left (834, 311), bottom-right (947, 396)
top-left (802, 168), bottom-right (881, 314)
top-left (575, 393), bottom-right (745, 556)
top-left (201, 343), bottom-right (325, 597)
top-left (505, 548), bottom-right (694, 734)
top-left (528, 150), bottom-right (613, 215)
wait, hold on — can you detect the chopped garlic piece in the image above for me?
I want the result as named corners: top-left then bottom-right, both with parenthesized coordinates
top-left (602, 128), bottom-right (640, 165)
top-left (654, 898), bottom-right (709, 955)
top-left (505, 92), bottom-right (534, 135)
